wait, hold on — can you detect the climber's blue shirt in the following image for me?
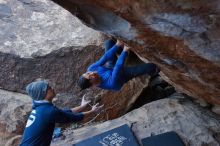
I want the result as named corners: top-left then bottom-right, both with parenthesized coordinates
top-left (20, 100), bottom-right (84, 146)
top-left (88, 45), bottom-right (128, 91)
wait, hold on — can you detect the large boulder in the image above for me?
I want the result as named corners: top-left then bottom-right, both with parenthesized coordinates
top-left (0, 89), bottom-right (31, 146)
top-left (51, 0), bottom-right (220, 106)
top-left (0, 0), bottom-right (151, 122)
top-left (0, 0), bottom-right (103, 58)
top-left (51, 93), bottom-right (220, 146)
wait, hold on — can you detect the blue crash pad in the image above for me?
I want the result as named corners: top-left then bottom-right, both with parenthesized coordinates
top-left (141, 131), bottom-right (185, 146)
top-left (73, 124), bottom-right (139, 146)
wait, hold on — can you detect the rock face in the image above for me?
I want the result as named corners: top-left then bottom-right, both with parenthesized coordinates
top-left (0, 0), bottom-right (103, 58)
top-left (0, 46), bottom-right (103, 93)
top-left (51, 93), bottom-right (220, 146)
top-left (0, 89), bottom-right (31, 146)
top-left (52, 0), bottom-right (220, 106)
top-left (92, 76), bottom-right (149, 120)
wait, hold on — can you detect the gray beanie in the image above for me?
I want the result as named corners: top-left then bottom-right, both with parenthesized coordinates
top-left (26, 80), bottom-right (48, 100)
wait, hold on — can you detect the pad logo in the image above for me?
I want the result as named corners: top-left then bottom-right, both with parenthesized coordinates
top-left (99, 133), bottom-right (127, 146)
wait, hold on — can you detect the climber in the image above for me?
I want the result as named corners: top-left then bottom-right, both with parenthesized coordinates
top-left (20, 80), bottom-right (103, 146)
top-left (77, 39), bottom-right (160, 91)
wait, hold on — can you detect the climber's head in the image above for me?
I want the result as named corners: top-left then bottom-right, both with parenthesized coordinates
top-left (78, 71), bottom-right (101, 90)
